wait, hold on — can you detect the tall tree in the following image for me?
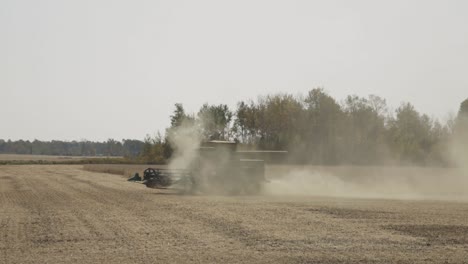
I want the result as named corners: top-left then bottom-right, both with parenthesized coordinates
top-left (342, 95), bottom-right (387, 164)
top-left (452, 98), bottom-right (468, 166)
top-left (303, 88), bottom-right (344, 164)
top-left (234, 100), bottom-right (259, 144)
top-left (456, 98), bottom-right (468, 128)
top-left (257, 94), bottom-right (303, 150)
top-left (387, 103), bottom-right (441, 165)
top-left (197, 104), bottom-right (233, 140)
top-left (170, 103), bottom-right (188, 128)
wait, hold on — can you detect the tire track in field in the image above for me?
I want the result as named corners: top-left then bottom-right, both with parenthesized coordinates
top-left (0, 166), bottom-right (140, 263)
top-left (60, 168), bottom-right (444, 261)
top-left (56, 167), bottom-right (287, 261)
top-left (2, 165), bottom-right (468, 263)
top-left (55, 169), bottom-right (262, 261)
top-left (1, 168), bottom-right (114, 254)
top-left (16, 166), bottom-right (247, 262)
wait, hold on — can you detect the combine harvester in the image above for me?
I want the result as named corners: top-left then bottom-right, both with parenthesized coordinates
top-left (131, 141), bottom-right (286, 195)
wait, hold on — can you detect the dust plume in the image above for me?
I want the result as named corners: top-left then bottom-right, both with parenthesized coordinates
top-left (263, 165), bottom-right (468, 201)
top-left (446, 125), bottom-right (468, 200)
top-left (263, 116), bottom-right (468, 201)
top-left (167, 121), bottom-right (201, 171)
top-left (166, 120), bottom-right (233, 194)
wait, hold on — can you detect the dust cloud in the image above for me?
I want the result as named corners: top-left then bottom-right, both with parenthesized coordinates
top-left (166, 121), bottom-right (231, 194)
top-left (263, 165), bottom-right (468, 201)
top-left (166, 120), bottom-right (468, 200)
top-left (262, 127), bottom-right (468, 201)
top-left (167, 121), bottom-right (201, 171)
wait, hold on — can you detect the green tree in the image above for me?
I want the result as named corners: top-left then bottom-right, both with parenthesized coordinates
top-left (303, 88), bottom-right (344, 164)
top-left (197, 104), bottom-right (233, 140)
top-left (455, 98), bottom-right (468, 130)
top-left (257, 94), bottom-right (303, 150)
top-left (387, 103), bottom-right (442, 165)
top-left (170, 103), bottom-right (189, 127)
top-left (341, 95), bottom-right (387, 164)
top-left (234, 100), bottom-right (259, 144)
top-left (122, 139), bottom-right (144, 158)
top-left (139, 133), bottom-right (167, 164)
top-left (452, 98), bottom-right (468, 166)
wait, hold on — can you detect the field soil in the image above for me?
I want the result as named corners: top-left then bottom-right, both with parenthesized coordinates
top-left (1, 165), bottom-right (468, 263)
top-left (0, 154), bottom-right (122, 162)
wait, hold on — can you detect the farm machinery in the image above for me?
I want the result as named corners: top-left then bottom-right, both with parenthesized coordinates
top-left (133, 141), bottom-right (286, 195)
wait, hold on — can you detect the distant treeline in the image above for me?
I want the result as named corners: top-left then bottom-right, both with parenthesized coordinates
top-left (3, 89), bottom-right (467, 167)
top-left (142, 88), bottom-right (468, 166)
top-left (0, 139), bottom-right (144, 158)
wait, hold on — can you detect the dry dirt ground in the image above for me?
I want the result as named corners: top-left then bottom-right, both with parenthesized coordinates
top-left (1, 165), bottom-right (468, 263)
top-left (0, 154), bottom-right (122, 162)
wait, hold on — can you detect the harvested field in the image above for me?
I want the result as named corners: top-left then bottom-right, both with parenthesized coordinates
top-left (1, 165), bottom-right (468, 263)
top-left (0, 154), bottom-right (122, 161)
top-left (0, 154), bottom-right (125, 166)
top-left (83, 164), bottom-right (167, 177)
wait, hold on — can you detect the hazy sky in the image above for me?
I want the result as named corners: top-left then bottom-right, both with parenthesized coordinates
top-left (1, 0), bottom-right (467, 141)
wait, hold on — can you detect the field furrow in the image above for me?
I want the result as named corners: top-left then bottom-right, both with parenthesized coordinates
top-left (0, 165), bottom-right (467, 263)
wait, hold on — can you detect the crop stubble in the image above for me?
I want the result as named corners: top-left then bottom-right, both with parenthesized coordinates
top-left (0, 165), bottom-right (467, 263)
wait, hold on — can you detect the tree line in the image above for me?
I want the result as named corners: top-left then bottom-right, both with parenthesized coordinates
top-left (143, 88), bottom-right (468, 166)
top-left (0, 139), bottom-right (144, 158)
top-left (2, 89), bottom-right (466, 167)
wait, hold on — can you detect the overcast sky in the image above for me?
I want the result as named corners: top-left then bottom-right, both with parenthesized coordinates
top-left (1, 0), bottom-right (467, 141)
